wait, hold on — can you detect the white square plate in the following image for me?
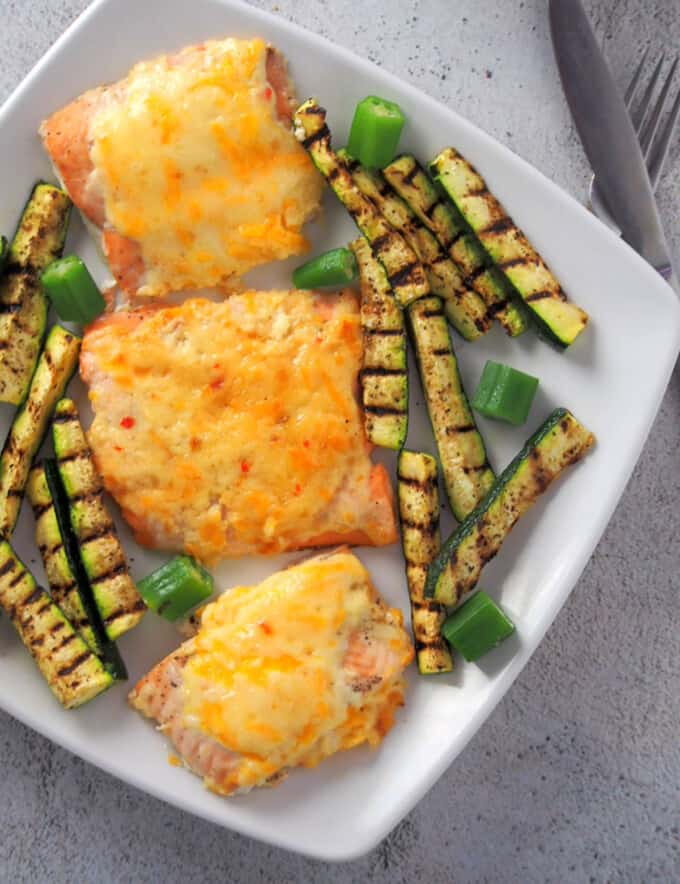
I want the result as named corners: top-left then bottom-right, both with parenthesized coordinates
top-left (0, 0), bottom-right (678, 862)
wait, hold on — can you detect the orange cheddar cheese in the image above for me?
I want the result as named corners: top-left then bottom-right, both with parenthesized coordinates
top-left (41, 38), bottom-right (322, 298)
top-left (129, 549), bottom-right (414, 795)
top-left (80, 290), bottom-right (398, 562)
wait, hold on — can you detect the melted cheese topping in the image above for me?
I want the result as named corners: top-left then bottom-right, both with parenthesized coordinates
top-left (82, 291), bottom-right (396, 562)
top-left (181, 551), bottom-right (413, 791)
top-left (88, 38), bottom-right (322, 296)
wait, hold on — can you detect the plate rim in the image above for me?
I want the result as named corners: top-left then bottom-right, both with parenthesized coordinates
top-left (1, 0), bottom-right (679, 862)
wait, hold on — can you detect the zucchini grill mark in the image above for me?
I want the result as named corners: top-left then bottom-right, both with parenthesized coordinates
top-left (0, 541), bottom-right (113, 709)
top-left (51, 398), bottom-right (145, 643)
top-left (294, 99), bottom-right (429, 308)
top-left (0, 324), bottom-right (81, 539)
top-left (28, 462), bottom-right (109, 657)
top-left (426, 408), bottom-right (595, 606)
top-left (398, 450), bottom-right (453, 675)
top-left (429, 148), bottom-right (588, 348)
top-left (340, 149), bottom-right (489, 342)
top-left (383, 156), bottom-right (527, 337)
top-left (407, 296), bottom-right (495, 522)
top-left (350, 237), bottom-right (408, 450)
top-left (0, 184), bottom-right (72, 406)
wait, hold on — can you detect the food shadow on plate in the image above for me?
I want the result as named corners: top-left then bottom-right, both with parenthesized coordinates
top-left (473, 628), bottom-right (522, 680)
top-left (556, 314), bottom-right (597, 372)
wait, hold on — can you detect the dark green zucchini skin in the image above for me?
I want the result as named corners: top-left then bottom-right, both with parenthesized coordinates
top-left (293, 99), bottom-right (429, 308)
top-left (397, 450), bottom-right (453, 674)
top-left (0, 183), bottom-right (72, 405)
top-left (383, 155), bottom-right (527, 337)
top-left (428, 148), bottom-right (588, 348)
top-left (0, 324), bottom-right (80, 538)
top-left (407, 296), bottom-right (495, 522)
top-left (27, 461), bottom-right (126, 682)
top-left (0, 540), bottom-right (113, 708)
top-left (28, 462), bottom-right (101, 653)
top-left (52, 398), bottom-right (145, 642)
top-left (43, 459), bottom-right (127, 680)
top-left (350, 237), bottom-right (408, 449)
top-left (339, 151), bottom-right (489, 342)
top-left (426, 408), bottom-right (595, 606)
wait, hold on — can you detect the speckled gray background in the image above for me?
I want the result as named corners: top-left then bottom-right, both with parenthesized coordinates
top-left (0, 0), bottom-right (678, 881)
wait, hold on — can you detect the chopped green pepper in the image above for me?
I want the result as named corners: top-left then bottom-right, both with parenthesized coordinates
top-left (137, 555), bottom-right (214, 622)
top-left (472, 360), bottom-right (539, 426)
top-left (41, 255), bottom-right (106, 325)
top-left (346, 96), bottom-right (405, 168)
top-left (292, 247), bottom-right (358, 289)
top-left (441, 591), bottom-right (515, 662)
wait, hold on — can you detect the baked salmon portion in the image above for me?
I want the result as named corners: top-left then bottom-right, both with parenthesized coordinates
top-left (80, 289), bottom-right (398, 562)
top-left (129, 549), bottom-right (414, 795)
top-left (40, 38), bottom-right (322, 298)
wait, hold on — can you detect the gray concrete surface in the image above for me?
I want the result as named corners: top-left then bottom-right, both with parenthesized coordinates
top-left (0, 0), bottom-right (678, 881)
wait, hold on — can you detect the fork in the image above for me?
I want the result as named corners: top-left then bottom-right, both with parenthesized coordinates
top-left (589, 48), bottom-right (680, 232)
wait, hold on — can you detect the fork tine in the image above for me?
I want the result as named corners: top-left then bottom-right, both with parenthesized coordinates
top-left (624, 46), bottom-right (650, 108)
top-left (648, 82), bottom-right (680, 188)
top-left (640, 57), bottom-right (679, 156)
top-left (631, 53), bottom-right (665, 132)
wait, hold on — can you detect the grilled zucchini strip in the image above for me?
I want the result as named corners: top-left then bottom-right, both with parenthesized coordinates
top-left (0, 183), bottom-right (71, 405)
top-left (398, 450), bottom-right (453, 674)
top-left (383, 156), bottom-right (527, 337)
top-left (339, 151), bottom-right (489, 341)
top-left (350, 237), bottom-right (408, 449)
top-left (28, 463), bottom-right (105, 656)
top-left (28, 462), bottom-right (96, 646)
top-left (52, 399), bottom-right (145, 641)
top-left (0, 325), bottom-right (80, 538)
top-left (5, 183), bottom-right (71, 274)
top-left (293, 100), bottom-right (429, 307)
top-left (408, 297), bottom-right (495, 522)
top-left (429, 148), bottom-right (588, 348)
top-left (426, 408), bottom-right (595, 606)
top-left (41, 459), bottom-right (127, 679)
top-left (0, 274), bottom-right (48, 406)
top-left (0, 541), bottom-right (113, 708)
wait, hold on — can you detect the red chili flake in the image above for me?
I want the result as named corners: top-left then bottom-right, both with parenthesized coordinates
top-left (259, 621), bottom-right (273, 635)
top-left (120, 416), bottom-right (135, 429)
top-left (303, 439), bottom-right (310, 448)
top-left (241, 460), bottom-right (250, 474)
top-left (263, 86), bottom-right (273, 101)
top-left (190, 437), bottom-right (202, 452)
top-left (113, 445), bottom-right (123, 453)
top-left (210, 377), bottom-right (224, 391)
top-left (294, 483), bottom-right (302, 496)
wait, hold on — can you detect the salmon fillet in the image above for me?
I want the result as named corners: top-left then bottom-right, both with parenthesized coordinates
top-left (40, 38), bottom-right (322, 298)
top-left (129, 550), bottom-right (414, 795)
top-left (80, 290), bottom-right (398, 562)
